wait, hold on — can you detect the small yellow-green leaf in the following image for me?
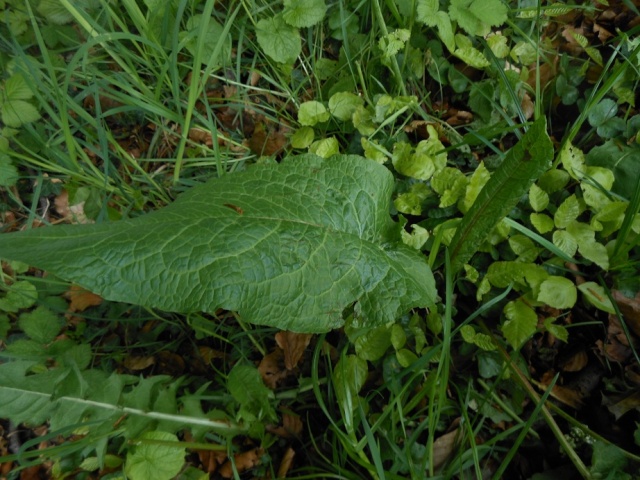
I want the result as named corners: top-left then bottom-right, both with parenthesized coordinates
top-left (538, 169), bottom-right (570, 193)
top-left (453, 46), bottom-right (490, 68)
top-left (487, 34), bottom-right (510, 58)
top-left (290, 126), bottom-right (314, 148)
top-left (460, 162), bottom-right (490, 213)
top-left (308, 137), bottom-right (339, 158)
top-left (2, 100), bottom-right (40, 127)
top-left (530, 213), bottom-right (555, 233)
top-left (559, 142), bottom-right (586, 180)
top-left (298, 101), bottom-right (330, 126)
top-left (554, 194), bottom-right (580, 228)
top-left (529, 183), bottom-right (549, 212)
top-left (502, 300), bottom-right (538, 350)
top-left (544, 317), bottom-right (569, 342)
top-left (537, 276), bottom-right (577, 309)
top-left (553, 230), bottom-right (578, 257)
top-left (509, 234), bottom-right (539, 263)
top-left (329, 92), bottom-right (364, 121)
top-left (390, 324), bottom-right (407, 350)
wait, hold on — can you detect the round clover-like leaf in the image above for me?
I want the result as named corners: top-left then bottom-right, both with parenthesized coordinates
top-left (125, 431), bottom-right (185, 480)
top-left (256, 15), bottom-right (301, 64)
top-left (537, 276), bottom-right (577, 309)
top-left (282, 0), bottom-right (327, 27)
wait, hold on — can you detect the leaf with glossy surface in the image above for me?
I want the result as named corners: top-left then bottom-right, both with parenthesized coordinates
top-left (0, 155), bottom-right (436, 333)
top-left (449, 117), bottom-right (553, 272)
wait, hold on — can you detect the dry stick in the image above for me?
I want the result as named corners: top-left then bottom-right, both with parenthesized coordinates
top-left (477, 320), bottom-right (592, 479)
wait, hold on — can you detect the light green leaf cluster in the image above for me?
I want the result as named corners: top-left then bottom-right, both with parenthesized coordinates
top-left (0, 155), bottom-right (436, 333)
top-left (379, 29), bottom-right (411, 58)
top-left (417, 0), bottom-right (455, 51)
top-left (460, 162), bottom-right (490, 213)
top-left (392, 125), bottom-right (447, 181)
top-left (461, 325), bottom-right (496, 351)
top-left (394, 183), bottom-right (431, 215)
top-left (0, 73), bottom-right (41, 127)
top-left (298, 100), bottom-right (330, 126)
top-left (432, 167), bottom-right (468, 207)
top-left (449, 0), bottom-right (508, 37)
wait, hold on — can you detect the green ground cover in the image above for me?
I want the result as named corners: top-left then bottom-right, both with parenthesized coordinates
top-left (1, 0), bottom-right (640, 478)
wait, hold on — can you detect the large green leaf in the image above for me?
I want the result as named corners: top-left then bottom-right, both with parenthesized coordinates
top-left (449, 117), bottom-right (553, 272)
top-left (0, 155), bottom-right (436, 333)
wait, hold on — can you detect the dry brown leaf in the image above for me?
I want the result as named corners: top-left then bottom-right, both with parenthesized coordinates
top-left (602, 391), bottom-right (640, 420)
top-left (155, 350), bottom-right (186, 376)
top-left (521, 93), bottom-right (534, 120)
top-left (259, 349), bottom-right (289, 389)
top-left (247, 122), bottom-right (288, 156)
top-left (560, 350), bottom-right (588, 372)
top-left (613, 290), bottom-right (640, 337)
top-left (275, 331), bottom-right (313, 370)
top-left (188, 127), bottom-right (214, 146)
top-left (123, 355), bottom-right (155, 371)
top-left (65, 285), bottom-right (103, 313)
top-left (277, 447), bottom-right (295, 478)
top-left (433, 428), bottom-right (460, 470)
top-left (54, 190), bottom-right (93, 224)
top-left (268, 412), bottom-right (303, 438)
top-left (219, 447), bottom-right (264, 478)
top-left (198, 346), bottom-right (225, 363)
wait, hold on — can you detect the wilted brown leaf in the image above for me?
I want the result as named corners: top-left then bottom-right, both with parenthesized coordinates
top-left (602, 391), bottom-right (640, 420)
top-left (275, 331), bottom-right (313, 370)
top-left (123, 355), bottom-right (155, 371)
top-left (268, 412), bottom-right (303, 439)
top-left (65, 285), bottom-right (103, 313)
top-left (259, 348), bottom-right (289, 389)
top-left (54, 190), bottom-right (93, 225)
top-left (559, 350), bottom-right (588, 372)
top-left (277, 447), bottom-right (295, 478)
top-left (613, 290), bottom-right (640, 337)
top-left (247, 122), bottom-right (288, 156)
top-left (219, 447), bottom-right (264, 478)
top-left (433, 428), bottom-right (460, 470)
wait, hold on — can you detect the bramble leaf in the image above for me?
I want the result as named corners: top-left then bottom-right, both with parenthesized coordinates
top-left (0, 155), bottom-right (436, 333)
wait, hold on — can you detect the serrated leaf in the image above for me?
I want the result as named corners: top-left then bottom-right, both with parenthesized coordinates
top-left (282, 0), bottom-right (327, 28)
top-left (37, 0), bottom-right (74, 25)
top-left (125, 431), bottom-right (185, 480)
top-left (449, 117), bottom-right (553, 272)
top-left (354, 324), bottom-right (392, 361)
top-left (453, 46), bottom-right (490, 68)
top-left (328, 92), bottom-right (363, 121)
top-left (256, 15), bottom-right (301, 64)
top-left (460, 162), bottom-right (490, 213)
top-left (181, 14), bottom-right (231, 68)
top-left (298, 100), bottom-right (330, 126)
top-left (0, 280), bottom-right (38, 313)
top-left (544, 317), bottom-right (569, 342)
top-left (416, 0), bottom-right (439, 26)
top-left (227, 364), bottom-right (276, 422)
top-left (1, 100), bottom-right (41, 127)
top-left (529, 183), bottom-right (549, 212)
top-left (554, 194), bottom-right (580, 228)
top-left (449, 0), bottom-right (508, 36)
top-left (3, 73), bottom-right (34, 100)
top-left (553, 230), bottom-right (578, 257)
top-left (537, 276), bottom-right (577, 309)
top-left (18, 306), bottom-right (65, 344)
top-left (559, 142), bottom-right (586, 180)
top-left (0, 155), bottom-right (436, 333)
top-left (379, 29), bottom-right (411, 58)
top-left (0, 154), bottom-right (19, 187)
top-left (530, 213), bottom-right (554, 233)
top-left (502, 300), bottom-right (538, 350)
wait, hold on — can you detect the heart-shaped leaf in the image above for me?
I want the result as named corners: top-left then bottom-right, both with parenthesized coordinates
top-left (0, 155), bottom-right (436, 333)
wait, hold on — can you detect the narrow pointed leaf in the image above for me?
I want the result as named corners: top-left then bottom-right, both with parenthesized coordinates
top-left (0, 155), bottom-right (436, 333)
top-left (449, 117), bottom-right (553, 272)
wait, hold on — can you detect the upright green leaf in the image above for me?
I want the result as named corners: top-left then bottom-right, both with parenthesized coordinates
top-left (0, 155), bottom-right (436, 333)
top-left (256, 15), bottom-right (301, 64)
top-left (449, 117), bottom-right (553, 272)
